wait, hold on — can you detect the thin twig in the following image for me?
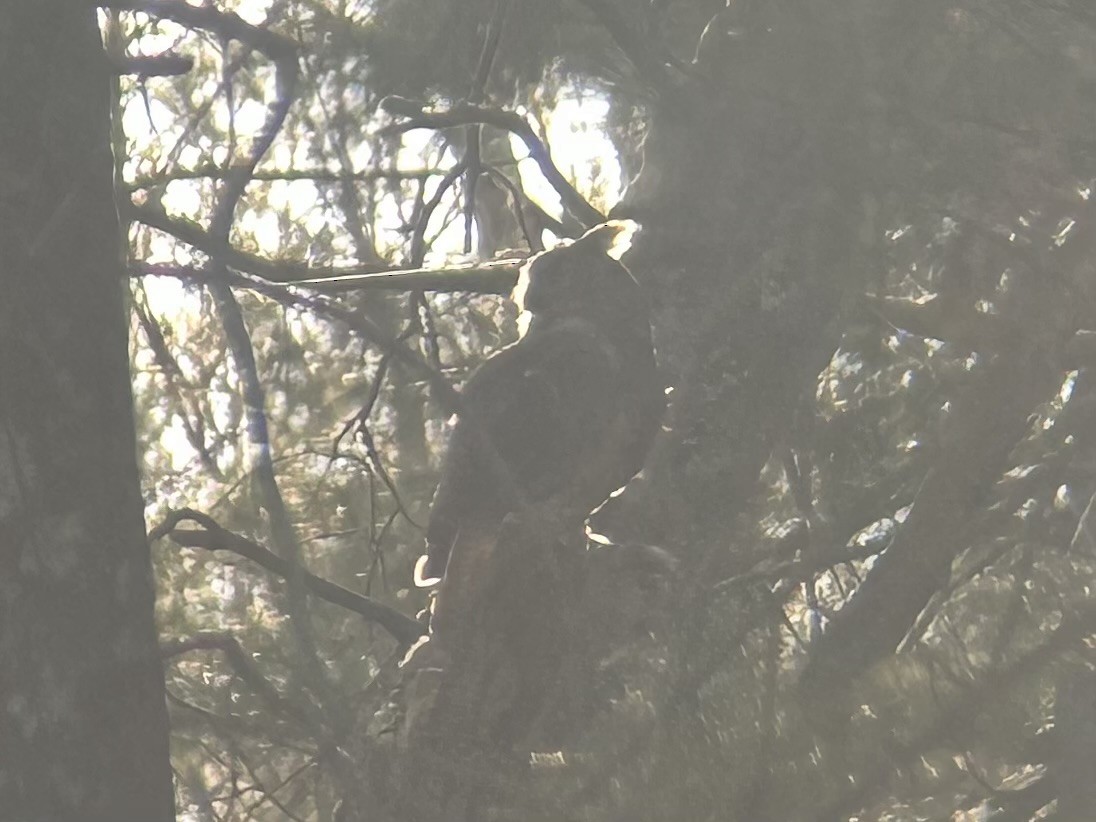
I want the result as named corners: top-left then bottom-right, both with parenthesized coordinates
top-left (104, 1), bottom-right (298, 60)
top-left (128, 165), bottom-right (437, 190)
top-left (108, 52), bottom-right (194, 76)
top-left (138, 262), bottom-right (528, 516)
top-left (161, 631), bottom-right (310, 726)
top-left (153, 509), bottom-right (427, 647)
top-left (355, 423), bottom-right (423, 530)
top-left (379, 98), bottom-right (604, 227)
top-left (483, 165), bottom-right (538, 251)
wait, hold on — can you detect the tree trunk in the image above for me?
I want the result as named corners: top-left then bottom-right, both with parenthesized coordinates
top-left (1054, 664), bottom-right (1096, 821)
top-left (0, 3), bottom-right (175, 819)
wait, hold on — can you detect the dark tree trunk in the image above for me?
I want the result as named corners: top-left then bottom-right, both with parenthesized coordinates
top-left (0, 3), bottom-right (175, 819)
top-left (1054, 665), bottom-right (1096, 821)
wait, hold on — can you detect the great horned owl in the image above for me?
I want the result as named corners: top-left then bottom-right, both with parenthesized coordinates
top-left (414, 220), bottom-right (663, 588)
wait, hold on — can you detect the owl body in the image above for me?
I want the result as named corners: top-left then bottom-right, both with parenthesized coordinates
top-left (416, 222), bottom-right (662, 586)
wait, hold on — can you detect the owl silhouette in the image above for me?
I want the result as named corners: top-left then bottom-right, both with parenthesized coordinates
top-left (414, 220), bottom-right (663, 589)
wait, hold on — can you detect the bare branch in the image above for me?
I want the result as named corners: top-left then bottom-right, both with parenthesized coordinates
top-left (138, 264), bottom-right (528, 516)
top-left (810, 601), bottom-right (1096, 821)
top-left (482, 165), bottom-right (540, 251)
top-left (103, 1), bottom-right (297, 62)
top-left (801, 345), bottom-right (1060, 692)
top-left (410, 159), bottom-right (468, 266)
top-left (132, 265), bottom-right (466, 416)
top-left (132, 1), bottom-right (339, 724)
top-left (298, 258), bottom-right (523, 293)
top-left (107, 52), bottom-right (194, 77)
top-left (127, 165), bottom-right (438, 190)
top-left (127, 205), bottom-right (522, 293)
top-left (123, 200), bottom-right (350, 282)
top-left (154, 510), bottom-right (427, 648)
top-left (133, 256), bottom-right (520, 294)
top-left (161, 631), bottom-right (310, 725)
top-left (379, 97), bottom-right (605, 227)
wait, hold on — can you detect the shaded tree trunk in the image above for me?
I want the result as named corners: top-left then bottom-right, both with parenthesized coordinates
top-left (0, 3), bottom-right (174, 819)
top-left (1054, 664), bottom-right (1096, 821)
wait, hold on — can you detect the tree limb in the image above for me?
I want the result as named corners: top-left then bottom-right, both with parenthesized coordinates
top-left (102, 1), bottom-right (297, 61)
top-left (810, 600), bottom-right (1096, 821)
top-left (153, 509), bottom-right (427, 648)
top-left (136, 263), bottom-right (530, 516)
top-left (127, 206), bottom-right (522, 292)
top-left (107, 52), bottom-right (194, 77)
top-left (161, 630), bottom-right (311, 726)
top-left (801, 343), bottom-right (1060, 692)
top-left (379, 97), bottom-right (605, 228)
top-left (127, 165), bottom-right (438, 190)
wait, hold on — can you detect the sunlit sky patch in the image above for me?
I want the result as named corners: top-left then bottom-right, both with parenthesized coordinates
top-left (121, 5), bottom-right (621, 259)
top-left (117, 2), bottom-right (624, 493)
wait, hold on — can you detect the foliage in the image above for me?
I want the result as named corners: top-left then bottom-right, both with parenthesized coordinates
top-left (109, 0), bottom-right (1096, 819)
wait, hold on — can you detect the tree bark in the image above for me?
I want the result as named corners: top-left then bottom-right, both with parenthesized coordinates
top-left (0, 3), bottom-right (174, 819)
top-left (1054, 664), bottom-right (1096, 821)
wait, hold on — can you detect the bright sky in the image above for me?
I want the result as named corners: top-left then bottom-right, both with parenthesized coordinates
top-left (127, 92), bottom-right (621, 260)
top-left (119, 1), bottom-right (623, 481)
top-left (120, 0), bottom-right (622, 263)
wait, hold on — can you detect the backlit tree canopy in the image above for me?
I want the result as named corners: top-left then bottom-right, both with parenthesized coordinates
top-left (105, 0), bottom-right (1096, 819)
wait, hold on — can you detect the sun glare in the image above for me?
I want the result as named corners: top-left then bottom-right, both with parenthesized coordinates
top-left (515, 94), bottom-right (621, 217)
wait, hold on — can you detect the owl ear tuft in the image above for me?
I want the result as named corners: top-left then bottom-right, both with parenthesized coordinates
top-left (577, 220), bottom-right (641, 261)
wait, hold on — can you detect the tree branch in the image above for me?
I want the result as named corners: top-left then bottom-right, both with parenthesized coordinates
top-left (800, 344), bottom-right (1061, 692)
top-left (102, 1), bottom-right (297, 62)
top-left (379, 97), bottom-right (605, 228)
top-left (127, 206), bottom-right (522, 292)
top-left (153, 510), bottom-right (427, 648)
top-left (136, 264), bottom-right (529, 515)
top-left (293, 258), bottom-right (522, 293)
top-left (123, 200), bottom-right (343, 281)
top-left (107, 52), bottom-right (194, 77)
top-left (127, 165), bottom-right (438, 190)
top-left (125, 0), bottom-right (355, 734)
top-left (133, 264), bottom-right (466, 416)
top-left (161, 631), bottom-right (311, 725)
top-left (810, 600), bottom-right (1096, 821)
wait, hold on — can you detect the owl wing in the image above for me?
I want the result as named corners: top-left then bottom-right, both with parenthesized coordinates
top-left (418, 320), bottom-right (627, 584)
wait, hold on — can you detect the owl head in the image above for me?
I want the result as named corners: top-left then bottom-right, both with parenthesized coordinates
top-left (512, 220), bottom-right (642, 333)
